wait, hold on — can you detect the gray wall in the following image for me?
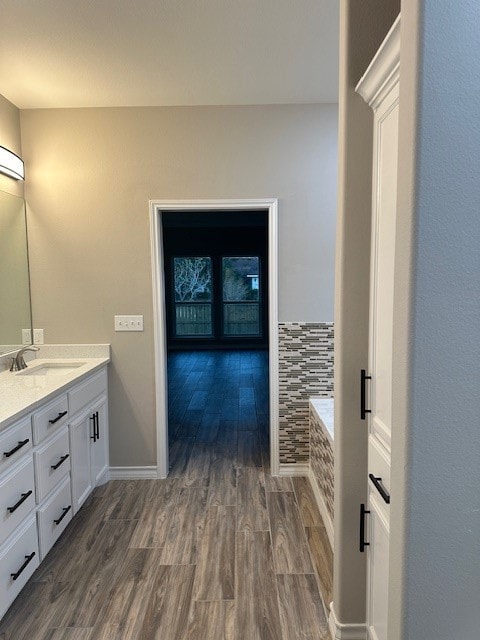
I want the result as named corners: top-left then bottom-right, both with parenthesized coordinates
top-left (333, 0), bottom-right (400, 626)
top-left (20, 104), bottom-right (338, 466)
top-left (390, 2), bottom-right (480, 639)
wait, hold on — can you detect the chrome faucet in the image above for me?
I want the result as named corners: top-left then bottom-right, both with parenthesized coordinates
top-left (10, 346), bottom-right (40, 372)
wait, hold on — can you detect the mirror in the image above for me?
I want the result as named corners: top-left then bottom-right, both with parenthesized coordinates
top-left (0, 189), bottom-right (32, 355)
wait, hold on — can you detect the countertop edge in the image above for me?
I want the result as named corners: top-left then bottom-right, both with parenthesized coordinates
top-left (0, 358), bottom-right (110, 431)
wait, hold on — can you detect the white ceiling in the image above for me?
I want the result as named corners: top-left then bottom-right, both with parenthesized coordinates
top-left (0, 0), bottom-right (339, 109)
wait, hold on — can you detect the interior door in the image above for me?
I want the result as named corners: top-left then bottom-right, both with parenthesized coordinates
top-left (365, 77), bottom-right (399, 640)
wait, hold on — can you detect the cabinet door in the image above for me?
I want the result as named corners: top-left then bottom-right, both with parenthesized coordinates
top-left (69, 411), bottom-right (93, 513)
top-left (90, 395), bottom-right (109, 487)
top-left (366, 79), bottom-right (398, 640)
top-left (366, 493), bottom-right (390, 640)
top-left (356, 18), bottom-right (400, 640)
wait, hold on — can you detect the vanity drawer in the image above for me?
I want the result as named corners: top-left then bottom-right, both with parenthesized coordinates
top-left (0, 417), bottom-right (32, 476)
top-left (32, 394), bottom-right (69, 445)
top-left (37, 476), bottom-right (72, 560)
top-left (68, 369), bottom-right (107, 416)
top-left (0, 514), bottom-right (39, 620)
top-left (34, 427), bottom-right (70, 503)
top-left (0, 457), bottom-right (35, 547)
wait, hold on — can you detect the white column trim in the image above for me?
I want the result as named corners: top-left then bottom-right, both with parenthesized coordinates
top-left (329, 603), bottom-right (367, 640)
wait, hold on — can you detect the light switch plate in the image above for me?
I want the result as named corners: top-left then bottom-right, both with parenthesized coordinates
top-left (114, 315), bottom-right (144, 332)
top-left (22, 329), bottom-right (32, 345)
top-left (33, 328), bottom-right (44, 344)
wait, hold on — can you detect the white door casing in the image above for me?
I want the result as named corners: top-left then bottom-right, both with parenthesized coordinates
top-left (356, 15), bottom-right (400, 640)
top-left (149, 199), bottom-right (279, 479)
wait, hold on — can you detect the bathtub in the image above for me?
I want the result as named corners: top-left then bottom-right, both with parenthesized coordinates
top-left (309, 397), bottom-right (334, 543)
top-left (310, 397), bottom-right (334, 441)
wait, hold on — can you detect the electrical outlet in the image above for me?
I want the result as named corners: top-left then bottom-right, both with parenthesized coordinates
top-left (33, 328), bottom-right (44, 344)
top-left (114, 315), bottom-right (144, 332)
top-left (22, 329), bottom-right (32, 345)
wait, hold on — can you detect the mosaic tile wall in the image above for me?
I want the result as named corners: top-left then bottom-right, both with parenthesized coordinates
top-left (310, 407), bottom-right (334, 521)
top-left (278, 322), bottom-right (334, 463)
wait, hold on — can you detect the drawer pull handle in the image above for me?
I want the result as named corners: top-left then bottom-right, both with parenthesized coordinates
top-left (3, 439), bottom-right (30, 458)
top-left (360, 369), bottom-right (372, 420)
top-left (95, 411), bottom-right (100, 440)
top-left (90, 414), bottom-right (97, 442)
top-left (11, 552), bottom-right (36, 581)
top-left (53, 505), bottom-right (71, 526)
top-left (7, 490), bottom-right (33, 514)
top-left (369, 473), bottom-right (391, 504)
top-left (49, 411), bottom-right (68, 425)
top-left (360, 503), bottom-right (370, 552)
top-left (51, 454), bottom-right (69, 471)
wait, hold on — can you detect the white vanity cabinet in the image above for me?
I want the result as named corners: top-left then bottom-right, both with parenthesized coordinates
top-left (0, 363), bottom-right (109, 621)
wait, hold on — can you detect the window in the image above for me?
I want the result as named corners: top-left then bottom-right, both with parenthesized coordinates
top-left (168, 254), bottom-right (264, 344)
top-left (173, 257), bottom-right (212, 336)
top-left (222, 257), bottom-right (260, 336)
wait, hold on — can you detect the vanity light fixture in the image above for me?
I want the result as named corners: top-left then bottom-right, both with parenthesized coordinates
top-left (0, 145), bottom-right (25, 181)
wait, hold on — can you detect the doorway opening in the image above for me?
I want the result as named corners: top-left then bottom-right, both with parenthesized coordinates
top-left (149, 199), bottom-right (279, 478)
top-left (164, 211), bottom-right (268, 468)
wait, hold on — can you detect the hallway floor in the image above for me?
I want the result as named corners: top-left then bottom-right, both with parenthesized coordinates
top-left (0, 350), bottom-right (333, 640)
top-left (167, 350), bottom-right (270, 457)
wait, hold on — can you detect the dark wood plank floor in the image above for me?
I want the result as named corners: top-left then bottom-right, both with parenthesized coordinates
top-left (167, 350), bottom-right (270, 452)
top-left (0, 350), bottom-right (333, 640)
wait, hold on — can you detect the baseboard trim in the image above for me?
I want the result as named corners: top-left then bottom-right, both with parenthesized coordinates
top-left (97, 468), bottom-right (110, 486)
top-left (109, 466), bottom-right (159, 479)
top-left (308, 467), bottom-right (334, 549)
top-left (329, 604), bottom-right (367, 640)
top-left (278, 462), bottom-right (310, 476)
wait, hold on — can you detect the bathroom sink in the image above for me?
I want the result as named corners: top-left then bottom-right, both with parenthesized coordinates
top-left (17, 362), bottom-right (86, 377)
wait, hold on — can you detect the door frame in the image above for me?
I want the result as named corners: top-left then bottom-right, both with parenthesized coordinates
top-left (149, 198), bottom-right (279, 478)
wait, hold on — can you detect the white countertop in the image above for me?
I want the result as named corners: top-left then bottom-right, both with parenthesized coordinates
top-left (309, 397), bottom-right (334, 442)
top-left (0, 346), bottom-right (110, 430)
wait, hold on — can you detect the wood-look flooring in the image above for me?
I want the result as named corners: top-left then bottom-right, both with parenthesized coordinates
top-left (0, 350), bottom-right (333, 640)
